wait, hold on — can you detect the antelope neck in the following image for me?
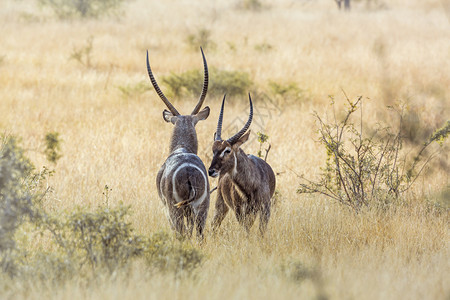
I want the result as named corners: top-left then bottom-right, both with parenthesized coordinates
top-left (169, 119), bottom-right (198, 154)
top-left (230, 149), bottom-right (249, 178)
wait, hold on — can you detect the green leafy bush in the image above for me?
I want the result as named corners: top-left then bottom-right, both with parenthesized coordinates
top-left (162, 67), bottom-right (253, 98)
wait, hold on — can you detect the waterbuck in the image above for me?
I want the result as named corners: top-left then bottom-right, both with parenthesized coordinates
top-left (208, 94), bottom-right (276, 234)
top-left (146, 49), bottom-right (210, 238)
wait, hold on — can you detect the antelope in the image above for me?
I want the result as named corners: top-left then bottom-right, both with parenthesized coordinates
top-left (208, 94), bottom-right (276, 235)
top-left (146, 49), bottom-right (210, 239)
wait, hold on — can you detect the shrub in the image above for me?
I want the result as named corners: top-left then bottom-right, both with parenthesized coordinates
top-left (268, 80), bottom-right (305, 102)
top-left (254, 42), bottom-right (273, 53)
top-left (44, 132), bottom-right (62, 164)
top-left (236, 0), bottom-right (264, 11)
top-left (298, 96), bottom-right (449, 212)
top-left (280, 261), bottom-right (327, 299)
top-left (145, 232), bottom-right (204, 277)
top-left (186, 28), bottom-right (216, 52)
top-left (0, 136), bottom-right (37, 276)
top-left (8, 203), bottom-right (204, 281)
top-left (40, 206), bottom-right (204, 276)
top-left (38, 205), bottom-right (147, 274)
top-left (162, 67), bottom-right (252, 98)
top-left (70, 36), bottom-right (94, 68)
top-left (39, 0), bottom-right (127, 19)
top-left (117, 81), bottom-right (150, 100)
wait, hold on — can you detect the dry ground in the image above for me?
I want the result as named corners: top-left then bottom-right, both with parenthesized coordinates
top-left (0, 0), bottom-right (449, 299)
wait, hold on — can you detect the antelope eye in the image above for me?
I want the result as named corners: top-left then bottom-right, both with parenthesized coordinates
top-left (221, 148), bottom-right (231, 157)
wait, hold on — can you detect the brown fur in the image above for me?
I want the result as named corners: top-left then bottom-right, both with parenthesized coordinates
top-left (209, 132), bottom-right (276, 235)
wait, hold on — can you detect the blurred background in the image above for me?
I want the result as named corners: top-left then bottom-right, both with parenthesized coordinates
top-left (0, 1), bottom-right (449, 299)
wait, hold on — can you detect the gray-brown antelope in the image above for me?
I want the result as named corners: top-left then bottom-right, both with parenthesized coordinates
top-left (146, 49), bottom-right (210, 239)
top-left (208, 94), bottom-right (276, 234)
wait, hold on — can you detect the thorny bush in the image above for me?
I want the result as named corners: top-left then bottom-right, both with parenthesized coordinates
top-left (298, 96), bottom-right (449, 212)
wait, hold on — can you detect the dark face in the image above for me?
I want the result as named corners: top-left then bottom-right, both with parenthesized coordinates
top-left (208, 140), bottom-right (235, 178)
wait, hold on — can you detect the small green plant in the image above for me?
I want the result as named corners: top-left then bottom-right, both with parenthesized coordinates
top-left (162, 67), bottom-right (252, 98)
top-left (39, 0), bottom-right (127, 19)
top-left (186, 28), bottom-right (216, 51)
top-left (280, 261), bottom-right (328, 299)
top-left (70, 36), bottom-right (94, 68)
top-left (227, 42), bottom-right (237, 52)
top-left (117, 81), bottom-right (151, 99)
top-left (145, 232), bottom-right (203, 277)
top-left (254, 42), bottom-right (273, 53)
top-left (268, 80), bottom-right (304, 102)
top-left (102, 184), bottom-right (112, 207)
top-left (237, 0), bottom-right (264, 11)
top-left (257, 132), bottom-right (271, 161)
top-left (297, 96), bottom-right (449, 212)
top-left (44, 132), bottom-right (62, 164)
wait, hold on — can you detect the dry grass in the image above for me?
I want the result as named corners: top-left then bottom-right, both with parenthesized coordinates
top-left (0, 0), bottom-right (449, 299)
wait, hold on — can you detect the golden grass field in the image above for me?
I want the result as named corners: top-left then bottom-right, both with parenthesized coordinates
top-left (0, 0), bottom-right (449, 299)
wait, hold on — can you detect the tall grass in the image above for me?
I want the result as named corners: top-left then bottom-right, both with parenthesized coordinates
top-left (0, 0), bottom-right (448, 299)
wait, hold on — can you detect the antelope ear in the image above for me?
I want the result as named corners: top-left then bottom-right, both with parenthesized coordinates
top-left (234, 130), bottom-right (251, 148)
top-left (195, 106), bottom-right (210, 121)
top-left (163, 110), bottom-right (177, 124)
top-left (193, 106), bottom-right (210, 125)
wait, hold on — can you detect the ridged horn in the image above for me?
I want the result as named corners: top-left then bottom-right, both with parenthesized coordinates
top-left (191, 47), bottom-right (209, 115)
top-left (227, 93), bottom-right (253, 145)
top-left (146, 50), bottom-right (180, 116)
top-left (215, 94), bottom-right (226, 141)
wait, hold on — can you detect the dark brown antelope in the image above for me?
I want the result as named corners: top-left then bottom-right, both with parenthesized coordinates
top-left (208, 94), bottom-right (276, 234)
top-left (146, 49), bottom-right (210, 239)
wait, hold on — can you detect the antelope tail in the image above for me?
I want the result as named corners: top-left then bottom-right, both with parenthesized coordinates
top-left (174, 186), bottom-right (196, 208)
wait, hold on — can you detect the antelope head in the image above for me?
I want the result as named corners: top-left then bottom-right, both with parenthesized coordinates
top-left (208, 94), bottom-right (253, 178)
top-left (146, 48), bottom-right (210, 153)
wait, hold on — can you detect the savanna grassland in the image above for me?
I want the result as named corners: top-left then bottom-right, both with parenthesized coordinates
top-left (0, 0), bottom-right (449, 299)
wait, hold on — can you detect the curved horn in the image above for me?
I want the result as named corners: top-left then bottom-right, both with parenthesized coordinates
top-left (227, 93), bottom-right (253, 145)
top-left (191, 47), bottom-right (209, 115)
top-left (146, 50), bottom-right (180, 116)
top-left (215, 94), bottom-right (227, 141)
